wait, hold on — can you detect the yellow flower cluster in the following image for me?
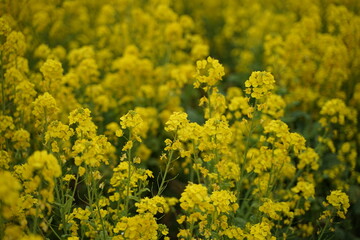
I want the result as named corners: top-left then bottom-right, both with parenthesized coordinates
top-left (1, 0), bottom-right (359, 239)
top-left (45, 120), bottom-right (74, 153)
top-left (11, 128), bottom-right (30, 150)
top-left (319, 98), bottom-right (357, 127)
top-left (135, 196), bottom-right (169, 215)
top-left (247, 219), bottom-right (275, 240)
top-left (259, 198), bottom-right (293, 221)
top-left (113, 213), bottom-right (160, 240)
top-left (0, 170), bottom-right (21, 207)
top-left (245, 71), bottom-right (275, 100)
top-left (194, 56), bottom-right (225, 88)
top-left (291, 180), bottom-right (315, 200)
top-left (180, 183), bottom-right (211, 212)
top-left (210, 190), bottom-right (238, 214)
top-left (323, 190), bottom-right (350, 219)
top-left (164, 112), bottom-right (189, 132)
top-left (32, 92), bottom-right (59, 128)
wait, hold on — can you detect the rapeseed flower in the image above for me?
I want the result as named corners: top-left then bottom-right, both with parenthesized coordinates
top-left (194, 56), bottom-right (225, 88)
top-left (0, 1), bottom-right (358, 239)
top-left (245, 71), bottom-right (275, 99)
top-left (324, 190), bottom-right (350, 219)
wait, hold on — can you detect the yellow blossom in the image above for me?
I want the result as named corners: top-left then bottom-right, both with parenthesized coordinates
top-left (325, 190), bottom-right (350, 219)
top-left (113, 213), bottom-right (160, 239)
top-left (180, 183), bottom-right (212, 212)
top-left (164, 112), bottom-right (189, 132)
top-left (40, 58), bottom-right (63, 81)
top-left (245, 71), bottom-right (275, 99)
top-left (32, 92), bottom-right (59, 128)
top-left (120, 110), bottom-right (146, 142)
top-left (11, 128), bottom-right (30, 150)
top-left (210, 190), bottom-right (238, 213)
top-left (291, 180), bottom-right (315, 199)
top-left (135, 196), bottom-right (169, 215)
top-left (0, 170), bottom-right (21, 206)
top-left (194, 56), bottom-right (225, 88)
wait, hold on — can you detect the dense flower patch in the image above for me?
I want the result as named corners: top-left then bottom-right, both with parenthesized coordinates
top-left (1, 0), bottom-right (359, 239)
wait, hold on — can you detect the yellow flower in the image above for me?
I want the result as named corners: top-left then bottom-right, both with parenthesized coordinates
top-left (3, 224), bottom-right (24, 240)
top-left (325, 190), bottom-right (350, 219)
top-left (180, 183), bottom-right (212, 212)
top-left (2, 31), bottom-right (26, 60)
top-left (210, 190), bottom-right (238, 213)
top-left (69, 108), bottom-right (97, 137)
top-left (245, 71), bottom-right (275, 99)
top-left (122, 140), bottom-right (133, 151)
top-left (120, 110), bottom-right (145, 142)
top-left (291, 180), bottom-right (315, 199)
top-left (0, 170), bottom-right (21, 206)
top-left (221, 226), bottom-right (245, 240)
top-left (27, 151), bottom-right (62, 178)
top-left (40, 58), bottom-right (63, 82)
top-left (14, 80), bottom-right (37, 113)
top-left (177, 229), bottom-right (191, 238)
top-left (11, 128), bottom-right (30, 150)
top-left (164, 112), bottom-right (189, 132)
top-left (20, 235), bottom-right (44, 240)
top-left (78, 166), bottom-right (86, 176)
top-left (261, 94), bottom-right (286, 119)
top-left (297, 147), bottom-right (319, 170)
top-left (247, 218), bottom-right (275, 240)
top-left (0, 115), bottom-right (15, 141)
top-left (136, 196), bottom-right (169, 215)
top-left (216, 160), bottom-right (240, 182)
top-left (0, 150), bottom-right (11, 169)
top-left (194, 56), bottom-right (225, 88)
top-left (45, 120), bottom-right (74, 142)
top-left (319, 98), bottom-right (357, 127)
top-left (110, 161), bottom-right (154, 195)
top-left (115, 129), bottom-right (123, 137)
top-left (259, 198), bottom-right (293, 221)
top-left (67, 237), bottom-right (79, 240)
top-left (114, 213), bottom-right (159, 239)
top-left (72, 207), bottom-right (91, 221)
top-left (63, 174), bottom-right (76, 182)
top-left (228, 96), bottom-right (253, 119)
top-left (0, 17), bottom-right (11, 36)
top-left (32, 92), bottom-right (59, 128)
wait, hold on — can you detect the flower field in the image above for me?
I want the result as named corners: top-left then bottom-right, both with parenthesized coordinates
top-left (1, 0), bottom-right (360, 239)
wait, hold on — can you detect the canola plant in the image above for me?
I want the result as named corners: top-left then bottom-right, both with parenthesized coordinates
top-left (1, 0), bottom-right (359, 239)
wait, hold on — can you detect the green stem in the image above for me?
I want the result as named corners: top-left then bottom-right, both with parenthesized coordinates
top-left (124, 132), bottom-right (132, 216)
top-left (239, 184), bottom-right (254, 217)
top-left (43, 217), bottom-right (62, 240)
top-left (41, 107), bottom-right (49, 147)
top-left (237, 100), bottom-right (257, 199)
top-left (284, 199), bottom-right (301, 237)
top-left (71, 174), bottom-right (79, 205)
top-left (95, 198), bottom-right (107, 240)
top-left (191, 141), bottom-right (201, 184)
top-left (207, 87), bottom-right (212, 119)
top-left (318, 217), bottom-right (330, 240)
top-left (64, 174), bottom-right (79, 235)
top-left (158, 148), bottom-right (174, 196)
top-left (33, 195), bottom-right (40, 233)
top-left (86, 166), bottom-right (95, 212)
top-left (54, 177), bottom-right (66, 235)
top-left (189, 221), bottom-right (195, 240)
top-left (0, 213), bottom-right (4, 240)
